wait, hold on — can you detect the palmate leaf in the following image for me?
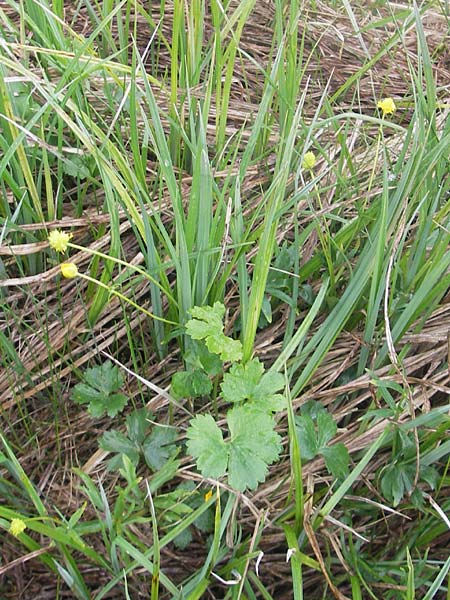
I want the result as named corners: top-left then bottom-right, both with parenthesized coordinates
top-left (143, 426), bottom-right (178, 471)
top-left (221, 359), bottom-right (286, 412)
top-left (171, 370), bottom-right (212, 399)
top-left (227, 405), bottom-right (282, 490)
top-left (205, 333), bottom-right (243, 362)
top-left (186, 414), bottom-right (228, 480)
top-left (186, 406), bottom-right (282, 491)
top-left (186, 302), bottom-right (225, 339)
top-left (184, 341), bottom-right (223, 376)
top-left (295, 401), bottom-right (349, 478)
top-left (83, 361), bottom-right (124, 395)
top-left (71, 361), bottom-right (128, 418)
top-left (185, 302), bottom-right (243, 362)
top-left (321, 444), bottom-right (349, 480)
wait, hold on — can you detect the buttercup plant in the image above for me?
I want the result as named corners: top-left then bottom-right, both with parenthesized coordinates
top-left (8, 518), bottom-right (26, 538)
top-left (48, 229), bottom-right (73, 253)
top-left (302, 150), bottom-right (317, 171)
top-left (48, 230), bottom-right (177, 310)
top-left (377, 97), bottom-right (396, 117)
top-left (48, 231), bottom-right (176, 325)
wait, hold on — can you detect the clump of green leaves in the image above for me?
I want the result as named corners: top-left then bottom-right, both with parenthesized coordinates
top-left (177, 302), bottom-right (285, 492)
top-left (99, 408), bottom-right (178, 471)
top-left (295, 400), bottom-right (349, 480)
top-left (71, 360), bottom-right (128, 418)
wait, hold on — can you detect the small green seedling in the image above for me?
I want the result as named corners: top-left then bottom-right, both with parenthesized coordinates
top-left (71, 360), bottom-right (128, 418)
top-left (100, 408), bottom-right (178, 471)
top-left (295, 400), bottom-right (349, 480)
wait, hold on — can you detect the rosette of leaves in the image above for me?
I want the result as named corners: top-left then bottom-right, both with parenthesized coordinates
top-left (71, 360), bottom-right (128, 418)
top-left (295, 401), bottom-right (349, 479)
top-left (100, 408), bottom-right (178, 471)
top-left (181, 303), bottom-right (285, 491)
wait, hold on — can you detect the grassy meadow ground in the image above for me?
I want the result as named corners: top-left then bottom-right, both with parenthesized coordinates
top-left (1, 0), bottom-right (450, 598)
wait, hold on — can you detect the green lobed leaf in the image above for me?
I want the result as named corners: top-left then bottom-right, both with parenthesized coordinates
top-left (221, 359), bottom-right (264, 403)
top-left (84, 361), bottom-right (124, 395)
top-left (173, 527), bottom-right (193, 550)
top-left (71, 383), bottom-right (104, 407)
top-left (103, 393), bottom-right (129, 418)
top-left (321, 444), bottom-right (349, 480)
top-left (126, 409), bottom-right (150, 445)
top-left (100, 430), bottom-right (140, 465)
top-left (381, 464), bottom-right (406, 506)
top-left (186, 414), bottom-right (228, 479)
top-left (221, 358), bottom-right (285, 411)
top-left (226, 405), bottom-right (282, 491)
top-left (184, 341), bottom-right (223, 376)
top-left (205, 333), bottom-right (243, 362)
top-left (143, 426), bottom-right (178, 471)
top-left (316, 411), bottom-right (337, 449)
top-left (295, 415), bottom-right (318, 461)
top-left (185, 303), bottom-right (243, 362)
top-left (171, 370), bottom-right (212, 399)
top-left (71, 361), bottom-right (128, 418)
top-left (186, 302), bottom-right (225, 339)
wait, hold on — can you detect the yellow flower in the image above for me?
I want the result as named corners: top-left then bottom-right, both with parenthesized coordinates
top-left (204, 490), bottom-right (213, 502)
top-left (48, 229), bottom-right (72, 253)
top-left (60, 263), bottom-right (79, 278)
top-left (377, 97), bottom-right (396, 117)
top-left (302, 151), bottom-right (317, 171)
top-left (9, 518), bottom-right (26, 537)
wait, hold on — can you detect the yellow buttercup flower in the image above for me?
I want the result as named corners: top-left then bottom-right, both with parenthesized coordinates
top-left (302, 151), bottom-right (317, 171)
top-left (9, 518), bottom-right (26, 537)
top-left (60, 263), bottom-right (79, 278)
top-left (377, 97), bottom-right (396, 117)
top-left (204, 490), bottom-right (213, 502)
top-left (48, 230), bottom-right (72, 253)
